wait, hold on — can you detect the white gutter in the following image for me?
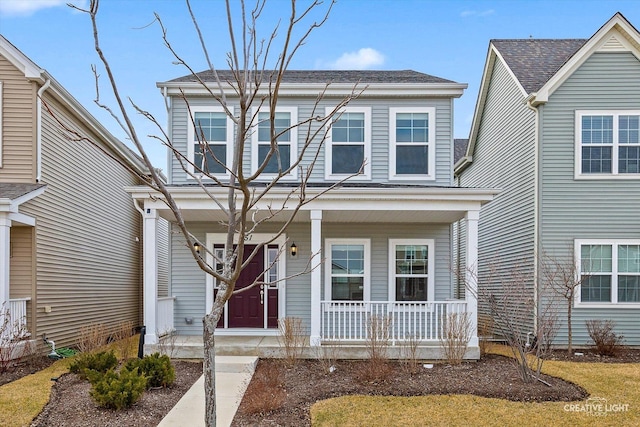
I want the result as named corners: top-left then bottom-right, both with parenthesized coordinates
top-left (36, 78), bottom-right (51, 182)
top-left (525, 94), bottom-right (540, 334)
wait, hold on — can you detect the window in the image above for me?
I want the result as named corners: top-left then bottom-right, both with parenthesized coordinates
top-left (389, 239), bottom-right (435, 302)
top-left (325, 107), bottom-right (371, 180)
top-left (251, 107), bottom-right (297, 178)
top-left (187, 107), bottom-right (234, 177)
top-left (576, 111), bottom-right (640, 178)
top-left (576, 240), bottom-right (640, 305)
top-left (389, 108), bottom-right (436, 180)
top-left (325, 239), bottom-right (370, 301)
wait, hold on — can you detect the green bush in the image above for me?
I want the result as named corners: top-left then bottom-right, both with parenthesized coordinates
top-left (69, 350), bottom-right (118, 379)
top-left (89, 367), bottom-right (147, 410)
top-left (125, 353), bottom-right (175, 388)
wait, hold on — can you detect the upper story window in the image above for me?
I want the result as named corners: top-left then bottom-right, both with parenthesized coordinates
top-left (251, 107), bottom-right (298, 179)
top-left (325, 239), bottom-right (370, 301)
top-left (325, 107), bottom-right (371, 180)
top-left (389, 108), bottom-right (436, 180)
top-left (576, 240), bottom-right (640, 306)
top-left (187, 107), bottom-right (234, 177)
top-left (576, 111), bottom-right (640, 178)
top-left (389, 239), bottom-right (435, 302)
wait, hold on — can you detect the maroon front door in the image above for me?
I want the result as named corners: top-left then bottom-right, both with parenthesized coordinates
top-left (228, 245), bottom-right (265, 328)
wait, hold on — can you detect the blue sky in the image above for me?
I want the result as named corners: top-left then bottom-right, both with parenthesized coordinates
top-left (1, 0), bottom-right (639, 171)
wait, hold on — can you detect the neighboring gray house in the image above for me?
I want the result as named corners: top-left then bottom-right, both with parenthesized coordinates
top-left (0, 35), bottom-right (152, 349)
top-left (132, 70), bottom-right (497, 358)
top-left (455, 13), bottom-right (640, 346)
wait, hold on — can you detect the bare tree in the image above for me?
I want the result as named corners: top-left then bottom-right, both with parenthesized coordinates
top-left (539, 249), bottom-right (592, 356)
top-left (65, 1), bottom-right (363, 425)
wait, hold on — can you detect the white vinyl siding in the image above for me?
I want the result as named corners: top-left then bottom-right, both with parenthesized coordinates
top-left (575, 110), bottom-right (640, 178)
top-left (187, 106), bottom-right (234, 178)
top-left (251, 107), bottom-right (298, 179)
top-left (325, 107), bottom-right (371, 180)
top-left (389, 108), bottom-right (435, 180)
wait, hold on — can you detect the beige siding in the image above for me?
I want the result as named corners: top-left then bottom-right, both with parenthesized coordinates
top-left (0, 54), bottom-right (35, 182)
top-left (20, 92), bottom-right (143, 347)
top-left (9, 226), bottom-right (34, 327)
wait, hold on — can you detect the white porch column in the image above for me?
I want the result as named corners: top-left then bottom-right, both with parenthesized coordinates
top-left (143, 207), bottom-right (159, 345)
top-left (465, 210), bottom-right (480, 348)
top-left (0, 215), bottom-right (10, 310)
top-left (309, 210), bottom-right (322, 346)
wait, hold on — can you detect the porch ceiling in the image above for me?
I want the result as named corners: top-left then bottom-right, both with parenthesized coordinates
top-left (158, 208), bottom-right (467, 223)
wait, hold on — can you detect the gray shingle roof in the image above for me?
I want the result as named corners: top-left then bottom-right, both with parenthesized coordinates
top-left (453, 139), bottom-right (469, 164)
top-left (167, 69), bottom-right (457, 84)
top-left (491, 39), bottom-right (587, 93)
top-left (0, 183), bottom-right (46, 200)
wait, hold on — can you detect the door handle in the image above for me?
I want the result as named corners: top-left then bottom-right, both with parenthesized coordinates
top-left (260, 284), bottom-right (264, 305)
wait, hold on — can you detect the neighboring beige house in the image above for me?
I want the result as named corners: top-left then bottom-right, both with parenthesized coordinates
top-left (0, 35), bottom-right (152, 350)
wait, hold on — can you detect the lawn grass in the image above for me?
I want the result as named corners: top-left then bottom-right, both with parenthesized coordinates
top-left (0, 335), bottom-right (139, 427)
top-left (311, 345), bottom-right (640, 427)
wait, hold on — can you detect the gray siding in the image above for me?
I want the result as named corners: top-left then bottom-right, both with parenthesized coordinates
top-left (170, 222), bottom-right (453, 335)
top-left (458, 58), bottom-right (537, 334)
top-left (168, 97), bottom-right (454, 186)
top-left (539, 52), bottom-right (640, 345)
top-left (20, 93), bottom-right (143, 347)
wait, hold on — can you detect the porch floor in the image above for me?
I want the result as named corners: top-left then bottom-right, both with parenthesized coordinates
top-left (147, 335), bottom-right (480, 360)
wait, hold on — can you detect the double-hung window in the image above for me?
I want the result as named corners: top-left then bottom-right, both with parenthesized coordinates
top-left (325, 107), bottom-right (371, 180)
top-left (251, 107), bottom-right (297, 179)
top-left (389, 108), bottom-right (436, 180)
top-left (188, 107), bottom-right (234, 177)
top-left (389, 239), bottom-right (435, 302)
top-left (577, 240), bottom-right (640, 305)
top-left (325, 239), bottom-right (370, 301)
top-left (576, 111), bottom-right (640, 178)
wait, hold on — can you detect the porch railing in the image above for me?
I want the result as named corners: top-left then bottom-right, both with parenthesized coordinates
top-left (320, 300), bottom-right (468, 342)
top-left (157, 296), bottom-right (176, 337)
top-left (1, 298), bottom-right (31, 342)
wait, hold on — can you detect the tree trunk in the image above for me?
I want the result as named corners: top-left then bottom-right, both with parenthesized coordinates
top-left (567, 297), bottom-right (573, 356)
top-left (203, 309), bottom-right (222, 427)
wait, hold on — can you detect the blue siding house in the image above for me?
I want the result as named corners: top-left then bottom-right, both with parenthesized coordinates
top-left (456, 13), bottom-right (640, 346)
top-left (130, 70), bottom-right (497, 358)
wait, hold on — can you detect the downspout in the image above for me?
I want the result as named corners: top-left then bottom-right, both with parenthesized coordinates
top-left (162, 86), bottom-right (172, 185)
top-left (36, 79), bottom-right (52, 182)
top-left (526, 94), bottom-right (540, 335)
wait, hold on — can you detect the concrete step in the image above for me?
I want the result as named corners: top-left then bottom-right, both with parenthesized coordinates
top-left (215, 356), bottom-right (258, 373)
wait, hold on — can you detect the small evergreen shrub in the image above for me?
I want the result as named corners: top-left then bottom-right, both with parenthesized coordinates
top-left (89, 367), bottom-right (147, 410)
top-left (125, 353), bottom-right (175, 388)
top-left (69, 350), bottom-right (118, 379)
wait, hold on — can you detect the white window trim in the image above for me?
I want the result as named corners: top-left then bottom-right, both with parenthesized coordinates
top-left (324, 238), bottom-right (371, 302)
top-left (187, 106), bottom-right (235, 179)
top-left (388, 239), bottom-right (435, 302)
top-left (388, 107), bottom-right (436, 181)
top-left (205, 233), bottom-right (287, 325)
top-left (0, 81), bottom-right (3, 168)
top-left (324, 106), bottom-right (372, 180)
top-left (575, 110), bottom-right (640, 180)
top-left (575, 239), bottom-right (640, 308)
top-left (250, 106), bottom-right (298, 180)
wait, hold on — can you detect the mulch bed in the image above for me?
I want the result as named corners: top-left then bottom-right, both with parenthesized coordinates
top-left (545, 348), bottom-right (640, 363)
top-left (231, 354), bottom-right (589, 427)
top-left (0, 355), bottom-right (57, 386)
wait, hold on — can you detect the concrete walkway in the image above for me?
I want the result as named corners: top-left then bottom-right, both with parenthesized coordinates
top-left (158, 356), bottom-right (258, 427)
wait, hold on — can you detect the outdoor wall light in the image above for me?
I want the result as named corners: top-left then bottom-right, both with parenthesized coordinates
top-left (193, 241), bottom-right (201, 255)
top-left (290, 242), bottom-right (298, 257)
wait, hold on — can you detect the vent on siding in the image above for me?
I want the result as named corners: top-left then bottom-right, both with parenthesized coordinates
top-left (598, 35), bottom-right (627, 52)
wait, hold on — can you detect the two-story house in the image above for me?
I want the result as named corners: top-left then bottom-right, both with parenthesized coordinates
top-left (0, 35), bottom-right (152, 350)
top-left (455, 13), bottom-right (640, 346)
top-left (132, 69), bottom-right (497, 358)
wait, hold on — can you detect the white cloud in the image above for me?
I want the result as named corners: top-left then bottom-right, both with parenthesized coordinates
top-left (0, 0), bottom-right (87, 17)
top-left (460, 9), bottom-right (495, 18)
top-left (328, 48), bottom-right (385, 70)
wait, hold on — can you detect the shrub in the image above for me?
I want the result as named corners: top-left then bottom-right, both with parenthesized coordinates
top-left (69, 350), bottom-right (118, 380)
top-left (125, 353), bottom-right (175, 388)
top-left (241, 363), bottom-right (286, 414)
top-left (277, 317), bottom-right (306, 367)
top-left (89, 367), bottom-right (147, 410)
top-left (585, 319), bottom-right (624, 356)
top-left (440, 312), bottom-right (472, 365)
